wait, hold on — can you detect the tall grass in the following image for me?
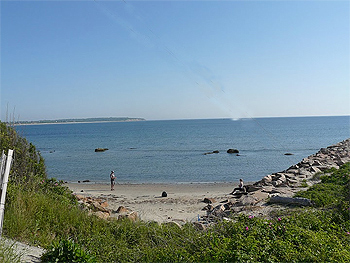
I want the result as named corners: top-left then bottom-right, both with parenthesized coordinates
top-left (0, 240), bottom-right (21, 263)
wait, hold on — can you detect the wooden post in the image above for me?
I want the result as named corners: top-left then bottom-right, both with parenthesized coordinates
top-left (0, 149), bottom-right (14, 237)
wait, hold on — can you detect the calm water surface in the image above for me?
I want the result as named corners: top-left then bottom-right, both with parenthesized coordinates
top-left (15, 116), bottom-right (350, 184)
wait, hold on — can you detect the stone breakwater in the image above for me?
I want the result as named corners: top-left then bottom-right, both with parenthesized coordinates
top-left (256, 138), bottom-right (350, 187)
top-left (201, 138), bottom-right (350, 226)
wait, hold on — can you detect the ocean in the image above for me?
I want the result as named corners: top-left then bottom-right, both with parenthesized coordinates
top-left (15, 116), bottom-right (350, 184)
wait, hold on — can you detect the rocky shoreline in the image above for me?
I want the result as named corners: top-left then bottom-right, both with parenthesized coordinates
top-left (200, 138), bottom-right (350, 226)
top-left (257, 138), bottom-right (350, 187)
top-left (73, 138), bottom-right (350, 228)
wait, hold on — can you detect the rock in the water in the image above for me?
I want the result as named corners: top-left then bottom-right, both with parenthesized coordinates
top-left (95, 148), bottom-right (109, 152)
top-left (204, 150), bottom-right (220, 155)
top-left (227, 149), bottom-right (239, 154)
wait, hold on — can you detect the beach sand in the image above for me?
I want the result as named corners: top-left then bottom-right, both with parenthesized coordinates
top-left (67, 182), bottom-right (237, 223)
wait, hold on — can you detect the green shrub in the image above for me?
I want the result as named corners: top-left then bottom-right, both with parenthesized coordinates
top-left (300, 179), bottom-right (308, 188)
top-left (295, 162), bottom-right (350, 207)
top-left (0, 121), bottom-right (47, 185)
top-left (41, 239), bottom-right (96, 263)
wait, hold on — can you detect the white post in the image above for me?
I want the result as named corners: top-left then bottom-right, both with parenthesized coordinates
top-left (0, 151), bottom-right (6, 186)
top-left (0, 149), bottom-right (13, 237)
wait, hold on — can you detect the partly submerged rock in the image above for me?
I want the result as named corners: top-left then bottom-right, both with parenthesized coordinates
top-left (204, 150), bottom-right (220, 155)
top-left (95, 148), bottom-right (109, 152)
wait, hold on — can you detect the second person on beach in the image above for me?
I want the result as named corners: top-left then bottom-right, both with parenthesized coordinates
top-left (230, 178), bottom-right (245, 194)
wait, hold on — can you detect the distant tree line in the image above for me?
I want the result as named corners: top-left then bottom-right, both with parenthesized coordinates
top-left (12, 117), bottom-right (145, 125)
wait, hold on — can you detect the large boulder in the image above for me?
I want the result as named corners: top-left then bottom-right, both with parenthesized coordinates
top-left (245, 185), bottom-right (261, 193)
top-left (269, 195), bottom-right (313, 206)
top-left (118, 211), bottom-right (139, 222)
top-left (94, 211), bottom-right (110, 220)
top-left (116, 206), bottom-right (130, 213)
top-left (91, 201), bottom-right (110, 214)
top-left (235, 195), bottom-right (260, 206)
top-left (203, 198), bottom-right (216, 204)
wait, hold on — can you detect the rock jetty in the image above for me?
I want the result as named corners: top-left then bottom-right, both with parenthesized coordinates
top-left (255, 138), bottom-right (350, 187)
top-left (199, 138), bottom-right (350, 226)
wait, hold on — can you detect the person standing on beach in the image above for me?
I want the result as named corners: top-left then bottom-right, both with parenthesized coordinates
top-left (110, 171), bottom-right (116, 191)
top-left (230, 178), bottom-right (245, 194)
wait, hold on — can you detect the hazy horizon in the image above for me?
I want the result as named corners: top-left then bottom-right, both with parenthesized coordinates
top-left (8, 114), bottom-right (350, 124)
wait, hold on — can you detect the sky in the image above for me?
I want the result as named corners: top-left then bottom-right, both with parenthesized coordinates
top-left (1, 0), bottom-right (349, 121)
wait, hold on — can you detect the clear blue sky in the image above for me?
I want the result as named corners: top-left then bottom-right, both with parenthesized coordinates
top-left (1, 0), bottom-right (349, 121)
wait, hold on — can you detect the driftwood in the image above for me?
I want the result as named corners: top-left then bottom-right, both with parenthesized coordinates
top-left (269, 195), bottom-right (313, 206)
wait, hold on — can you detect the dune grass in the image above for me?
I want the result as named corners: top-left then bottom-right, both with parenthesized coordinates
top-left (0, 240), bottom-right (21, 263)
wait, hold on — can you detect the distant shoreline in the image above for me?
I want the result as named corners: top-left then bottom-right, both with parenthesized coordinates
top-left (13, 117), bottom-right (145, 126)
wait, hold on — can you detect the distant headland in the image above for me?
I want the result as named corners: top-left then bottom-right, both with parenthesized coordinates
top-left (13, 117), bottom-right (146, 125)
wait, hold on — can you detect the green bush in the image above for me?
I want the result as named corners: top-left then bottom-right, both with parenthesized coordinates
top-left (295, 162), bottom-right (350, 207)
top-left (0, 122), bottom-right (46, 185)
top-left (41, 239), bottom-right (96, 263)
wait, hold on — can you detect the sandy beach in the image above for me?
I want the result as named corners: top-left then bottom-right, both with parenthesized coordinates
top-left (67, 182), bottom-right (237, 223)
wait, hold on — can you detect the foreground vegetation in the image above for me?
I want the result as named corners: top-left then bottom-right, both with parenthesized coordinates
top-left (0, 240), bottom-right (21, 263)
top-left (1, 121), bottom-right (350, 262)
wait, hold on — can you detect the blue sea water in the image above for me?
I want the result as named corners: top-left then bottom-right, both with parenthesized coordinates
top-left (15, 116), bottom-right (350, 184)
